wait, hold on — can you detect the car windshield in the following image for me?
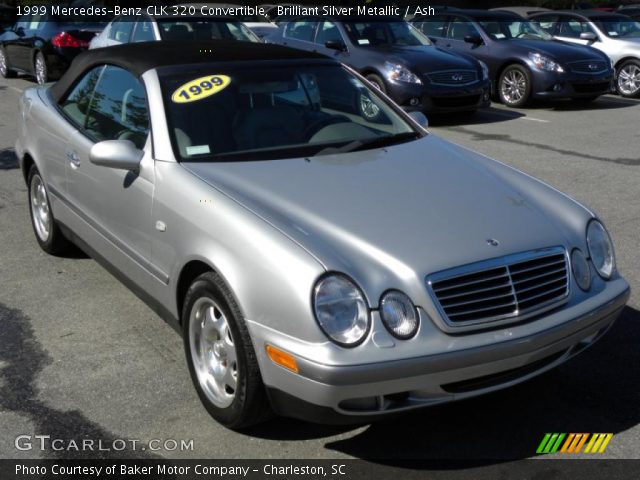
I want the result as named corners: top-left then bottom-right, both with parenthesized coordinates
top-left (592, 17), bottom-right (640, 38)
top-left (161, 63), bottom-right (420, 162)
top-left (157, 19), bottom-right (260, 42)
top-left (343, 21), bottom-right (432, 46)
top-left (477, 18), bottom-right (552, 41)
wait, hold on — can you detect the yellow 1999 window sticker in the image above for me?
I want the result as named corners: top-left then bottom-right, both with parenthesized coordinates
top-left (171, 75), bottom-right (231, 104)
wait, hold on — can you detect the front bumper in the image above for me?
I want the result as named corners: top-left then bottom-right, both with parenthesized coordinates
top-left (252, 282), bottom-right (629, 424)
top-left (387, 78), bottom-right (491, 113)
top-left (530, 68), bottom-right (613, 99)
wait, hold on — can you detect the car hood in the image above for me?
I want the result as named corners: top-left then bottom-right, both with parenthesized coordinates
top-left (505, 38), bottom-right (605, 62)
top-left (183, 135), bottom-right (583, 298)
top-left (368, 45), bottom-right (479, 71)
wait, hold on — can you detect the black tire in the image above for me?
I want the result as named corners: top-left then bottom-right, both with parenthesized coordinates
top-left (498, 64), bottom-right (532, 108)
top-left (27, 165), bottom-right (72, 255)
top-left (365, 73), bottom-right (386, 94)
top-left (0, 47), bottom-right (16, 78)
top-left (615, 60), bottom-right (640, 98)
top-left (182, 271), bottom-right (272, 429)
top-left (34, 52), bottom-right (48, 85)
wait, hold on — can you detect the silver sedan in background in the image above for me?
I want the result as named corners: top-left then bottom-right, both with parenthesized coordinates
top-left (16, 40), bottom-right (629, 429)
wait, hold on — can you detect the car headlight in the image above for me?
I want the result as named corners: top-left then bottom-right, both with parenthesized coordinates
top-left (571, 249), bottom-right (591, 291)
top-left (313, 274), bottom-right (370, 347)
top-left (587, 220), bottom-right (616, 279)
top-left (478, 60), bottom-right (490, 81)
top-left (384, 62), bottom-right (422, 84)
top-left (380, 291), bottom-right (419, 339)
top-left (528, 52), bottom-right (564, 73)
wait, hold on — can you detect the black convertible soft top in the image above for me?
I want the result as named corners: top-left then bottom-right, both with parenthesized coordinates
top-left (50, 40), bottom-right (330, 103)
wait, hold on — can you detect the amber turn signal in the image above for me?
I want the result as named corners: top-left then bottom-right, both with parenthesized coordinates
top-left (266, 345), bottom-right (299, 373)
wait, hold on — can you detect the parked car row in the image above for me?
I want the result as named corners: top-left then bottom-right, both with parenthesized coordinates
top-left (2, 5), bottom-right (640, 113)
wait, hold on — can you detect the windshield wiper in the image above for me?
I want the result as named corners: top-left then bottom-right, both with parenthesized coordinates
top-left (315, 131), bottom-right (422, 156)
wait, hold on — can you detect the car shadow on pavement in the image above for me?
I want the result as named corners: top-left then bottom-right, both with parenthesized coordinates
top-left (527, 96), bottom-right (640, 112)
top-left (249, 306), bottom-right (640, 462)
top-left (0, 302), bottom-right (173, 466)
top-left (428, 108), bottom-right (525, 127)
top-left (0, 148), bottom-right (18, 170)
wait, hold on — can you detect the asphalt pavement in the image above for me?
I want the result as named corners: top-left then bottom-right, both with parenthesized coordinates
top-left (0, 74), bottom-right (638, 463)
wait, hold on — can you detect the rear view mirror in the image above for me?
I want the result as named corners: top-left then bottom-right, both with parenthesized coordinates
top-left (90, 140), bottom-right (143, 171)
top-left (580, 32), bottom-right (598, 41)
top-left (408, 111), bottom-right (429, 129)
top-left (325, 40), bottom-right (347, 52)
top-left (464, 34), bottom-right (483, 46)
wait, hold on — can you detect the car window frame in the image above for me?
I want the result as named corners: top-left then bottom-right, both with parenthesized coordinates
top-left (446, 15), bottom-right (482, 41)
top-left (314, 20), bottom-right (346, 46)
top-left (130, 15), bottom-right (157, 43)
top-left (557, 14), bottom-right (597, 39)
top-left (56, 64), bottom-right (151, 150)
top-left (283, 19), bottom-right (318, 44)
top-left (530, 14), bottom-right (560, 35)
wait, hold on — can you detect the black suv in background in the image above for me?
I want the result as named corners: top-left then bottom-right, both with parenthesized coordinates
top-left (411, 10), bottom-right (614, 107)
top-left (0, 12), bottom-right (105, 84)
top-left (267, 18), bottom-right (491, 115)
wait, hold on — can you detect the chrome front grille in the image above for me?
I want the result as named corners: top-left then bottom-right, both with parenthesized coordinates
top-left (568, 60), bottom-right (609, 74)
top-left (427, 247), bottom-right (569, 330)
top-left (427, 70), bottom-right (478, 86)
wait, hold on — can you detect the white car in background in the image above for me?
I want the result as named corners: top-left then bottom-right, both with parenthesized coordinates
top-left (89, 10), bottom-right (260, 49)
top-left (530, 10), bottom-right (640, 97)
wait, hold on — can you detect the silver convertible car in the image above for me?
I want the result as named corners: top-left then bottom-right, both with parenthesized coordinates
top-left (17, 41), bottom-right (629, 428)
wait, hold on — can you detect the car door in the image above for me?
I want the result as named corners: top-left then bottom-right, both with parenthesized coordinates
top-left (5, 14), bottom-right (31, 71)
top-left (65, 65), bottom-right (154, 267)
top-left (555, 14), bottom-right (599, 46)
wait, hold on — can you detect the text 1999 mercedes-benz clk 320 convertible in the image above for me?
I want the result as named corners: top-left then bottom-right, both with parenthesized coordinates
top-left (17, 41), bottom-right (629, 428)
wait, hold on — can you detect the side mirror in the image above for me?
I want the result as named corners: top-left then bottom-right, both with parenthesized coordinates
top-left (90, 140), bottom-right (143, 171)
top-left (325, 40), bottom-right (347, 52)
top-left (580, 32), bottom-right (598, 42)
top-left (15, 26), bottom-right (25, 36)
top-left (464, 34), bottom-right (483, 46)
top-left (408, 111), bottom-right (429, 129)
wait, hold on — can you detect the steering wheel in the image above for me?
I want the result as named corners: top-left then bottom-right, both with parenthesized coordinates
top-left (303, 116), bottom-right (350, 141)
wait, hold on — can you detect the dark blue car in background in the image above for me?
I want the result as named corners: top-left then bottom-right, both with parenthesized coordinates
top-left (411, 10), bottom-right (614, 107)
top-left (267, 18), bottom-right (492, 116)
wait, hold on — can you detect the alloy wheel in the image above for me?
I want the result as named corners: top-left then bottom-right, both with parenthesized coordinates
top-left (35, 55), bottom-right (46, 85)
top-left (501, 69), bottom-right (527, 104)
top-left (189, 297), bottom-right (238, 409)
top-left (617, 64), bottom-right (640, 96)
top-left (360, 94), bottom-right (381, 120)
top-left (0, 50), bottom-right (7, 76)
top-left (30, 174), bottom-right (51, 242)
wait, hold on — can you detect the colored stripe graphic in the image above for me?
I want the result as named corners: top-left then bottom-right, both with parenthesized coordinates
top-left (539, 433), bottom-right (613, 454)
top-left (537, 433), bottom-right (566, 454)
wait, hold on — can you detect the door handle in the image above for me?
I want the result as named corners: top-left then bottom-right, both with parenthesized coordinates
top-left (66, 150), bottom-right (80, 168)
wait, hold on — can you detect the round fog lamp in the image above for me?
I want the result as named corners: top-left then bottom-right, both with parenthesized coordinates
top-left (571, 249), bottom-right (591, 291)
top-left (380, 291), bottom-right (419, 340)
